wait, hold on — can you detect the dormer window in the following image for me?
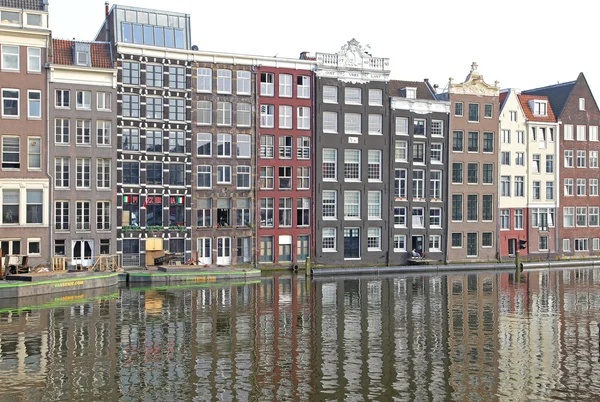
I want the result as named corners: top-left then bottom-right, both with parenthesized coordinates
top-left (1, 10), bottom-right (20, 24)
top-left (579, 98), bottom-right (585, 111)
top-left (26, 14), bottom-right (42, 26)
top-left (76, 50), bottom-right (89, 66)
top-left (405, 87), bottom-right (416, 99)
top-left (533, 101), bottom-right (547, 116)
top-left (73, 43), bottom-right (91, 67)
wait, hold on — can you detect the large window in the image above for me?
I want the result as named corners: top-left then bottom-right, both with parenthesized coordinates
top-left (2, 45), bottom-right (19, 71)
top-left (27, 90), bottom-right (41, 119)
top-left (278, 166), bottom-right (292, 189)
top-left (76, 119), bottom-right (91, 145)
top-left (97, 121), bottom-right (111, 146)
top-left (236, 134), bottom-right (251, 158)
top-left (323, 86), bottom-right (338, 103)
top-left (75, 201), bottom-right (90, 231)
top-left (217, 69), bottom-right (232, 93)
top-left (297, 75), bottom-right (310, 98)
top-left (467, 195), bottom-right (478, 221)
top-left (146, 196), bottom-right (163, 227)
top-left (367, 150), bottom-right (382, 181)
top-left (97, 158), bottom-right (111, 188)
top-left (76, 158), bottom-right (90, 188)
top-left (169, 98), bottom-right (185, 121)
top-left (146, 97), bottom-right (163, 119)
top-left (323, 112), bottom-right (338, 133)
top-left (368, 191), bottom-right (381, 219)
top-left (237, 70), bottom-right (251, 95)
top-left (169, 163), bottom-right (185, 186)
top-left (279, 105), bottom-right (292, 129)
top-left (297, 137), bottom-right (310, 159)
top-left (197, 101), bottom-right (212, 125)
top-left (259, 166), bottom-right (274, 189)
top-left (430, 171), bottom-right (442, 199)
top-left (197, 133), bottom-right (211, 157)
top-left (344, 113), bottom-right (361, 134)
top-left (482, 195), bottom-right (493, 221)
top-left (28, 137), bottom-right (41, 169)
top-left (122, 61), bottom-right (140, 85)
top-left (322, 228), bottom-right (336, 251)
top-left (369, 114), bottom-right (383, 135)
top-left (367, 228), bottom-right (381, 251)
top-left (2, 89), bottom-right (19, 117)
top-left (452, 131), bottom-right (463, 151)
top-left (260, 104), bottom-right (274, 127)
top-left (146, 162), bottom-right (162, 185)
top-left (260, 135), bottom-right (274, 158)
top-left (197, 68), bottom-right (212, 92)
top-left (467, 163), bottom-right (478, 184)
top-left (168, 66), bottom-right (185, 90)
top-left (260, 72), bottom-right (274, 96)
top-left (146, 130), bottom-right (162, 153)
top-left (197, 198), bottom-right (211, 227)
top-left (395, 169), bottom-right (407, 198)
top-left (216, 101), bottom-right (232, 126)
top-left (297, 166), bottom-right (310, 189)
top-left (260, 198), bottom-right (274, 227)
top-left (297, 198), bottom-right (310, 227)
top-left (468, 132), bottom-right (479, 152)
top-left (323, 149), bottom-right (337, 180)
top-left (236, 198), bottom-right (251, 227)
top-left (278, 198), bottom-right (292, 227)
top-left (147, 64), bottom-right (163, 88)
top-left (412, 170), bottom-right (425, 199)
top-left (237, 103), bottom-right (251, 127)
top-left (344, 150), bottom-right (361, 181)
top-left (279, 135), bottom-right (292, 159)
top-left (55, 157), bottom-right (69, 188)
top-left (122, 128), bottom-right (139, 151)
top-left (344, 191), bottom-right (360, 219)
top-left (197, 165), bottom-right (211, 188)
top-left (297, 107), bottom-right (310, 130)
top-left (217, 165), bottom-right (232, 184)
top-left (122, 195), bottom-right (139, 227)
top-left (236, 165), bottom-right (251, 189)
top-left (322, 190), bottom-right (337, 219)
top-left (55, 89), bottom-right (70, 108)
top-left (468, 103), bottom-right (479, 122)
top-left (168, 131), bottom-right (185, 153)
top-left (2, 190), bottom-right (19, 224)
top-left (55, 201), bottom-right (69, 230)
top-left (123, 162), bottom-right (139, 185)
top-left (96, 201), bottom-right (110, 230)
top-left (24, 189), bottom-right (42, 224)
top-left (122, 94), bottom-right (140, 118)
top-left (217, 134), bottom-right (232, 157)
top-left (169, 196), bottom-right (185, 226)
top-left (345, 87), bottom-right (361, 104)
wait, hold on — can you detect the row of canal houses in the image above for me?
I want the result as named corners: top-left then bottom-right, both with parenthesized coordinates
top-left (1, 1), bottom-right (600, 268)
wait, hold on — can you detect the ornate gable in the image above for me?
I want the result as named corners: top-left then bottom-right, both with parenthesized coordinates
top-left (449, 62), bottom-right (499, 96)
top-left (315, 38), bottom-right (390, 83)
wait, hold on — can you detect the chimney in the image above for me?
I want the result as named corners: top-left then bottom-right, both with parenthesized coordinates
top-left (299, 51), bottom-right (308, 60)
top-left (105, 1), bottom-right (109, 17)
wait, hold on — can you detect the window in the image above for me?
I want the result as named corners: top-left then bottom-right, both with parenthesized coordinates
top-left (233, 70), bottom-right (251, 95)
top-left (501, 176), bottom-right (511, 197)
top-left (196, 101), bottom-right (212, 125)
top-left (146, 162), bottom-right (162, 185)
top-left (467, 195), bottom-right (478, 221)
top-left (1, 190), bottom-right (19, 224)
top-left (564, 207), bottom-right (575, 227)
top-left (482, 195), bottom-right (493, 221)
top-left (197, 68), bottom-right (212, 92)
top-left (577, 150), bottom-right (586, 168)
top-left (577, 207), bottom-right (587, 227)
top-left (122, 128), bottom-right (139, 151)
top-left (169, 163), bottom-right (185, 186)
top-left (396, 117), bottom-right (408, 135)
top-left (454, 102), bottom-right (463, 117)
top-left (278, 166), bottom-right (292, 189)
top-left (75, 119), bottom-right (91, 145)
top-left (564, 150), bottom-right (573, 168)
top-left (545, 155), bottom-right (554, 173)
top-left (260, 198), bottom-right (274, 227)
top-left (517, 131), bottom-right (524, 143)
top-left (96, 121), bottom-right (111, 146)
top-left (564, 178), bottom-right (574, 196)
top-left (394, 207), bottom-right (406, 227)
top-left (514, 176), bottom-right (524, 196)
top-left (260, 135), bottom-right (274, 159)
top-left (546, 181), bottom-right (554, 200)
top-left (217, 69), bottom-right (232, 93)
top-left (579, 97), bottom-right (586, 111)
top-left (24, 189), bottom-right (42, 224)
top-left (344, 191), bottom-right (360, 219)
top-left (412, 208), bottom-right (424, 228)
top-left (467, 233), bottom-right (478, 257)
top-left (590, 207), bottom-right (599, 227)
top-left (323, 111), bottom-right (338, 133)
top-left (168, 66), bottom-right (185, 90)
top-left (25, 90), bottom-right (41, 119)
top-left (429, 235), bottom-right (442, 252)
top-left (345, 87), bottom-right (361, 104)
top-left (233, 134), bottom-right (250, 159)
top-left (260, 72), bottom-right (274, 96)
top-left (298, 107), bottom-right (310, 129)
top-left (123, 61), bottom-right (140, 85)
top-left (2, 45), bottom-right (19, 71)
top-left (297, 75), bottom-right (310, 98)
top-left (483, 164), bottom-right (493, 185)
top-left (367, 228), bottom-right (381, 251)
top-left (278, 105), bottom-right (292, 129)
top-left (412, 143), bottom-right (425, 164)
top-left (55, 89), bottom-right (70, 108)
top-left (468, 131), bottom-right (479, 152)
top-left (123, 162), bottom-right (139, 185)
top-left (217, 133), bottom-right (232, 157)
top-left (368, 114), bottom-right (382, 134)
top-left (168, 131), bottom-right (185, 154)
top-left (532, 181), bottom-right (541, 200)
top-left (575, 239), bottom-right (589, 252)
top-left (2, 89), bottom-right (19, 117)
top-left (467, 163), bottom-right (478, 184)
top-left (431, 120), bottom-right (443, 137)
top-left (413, 119), bottom-right (426, 136)
top-left (344, 113), bottom-right (361, 134)
top-left (196, 198), bottom-right (212, 227)
top-left (96, 158), bottom-right (111, 189)
top-left (367, 191), bottom-right (381, 219)
top-left (28, 137), bottom-right (40, 169)
top-left (430, 171), bottom-right (442, 199)
top-left (367, 150), bottom-right (382, 181)
top-left (344, 149), bottom-right (360, 181)
top-left (484, 103), bottom-right (493, 118)
top-left (501, 151), bottom-right (511, 166)
top-left (531, 154), bottom-right (541, 172)
top-left (430, 208), bottom-right (442, 228)
top-left (297, 137), bottom-right (310, 159)
top-left (590, 126), bottom-right (598, 141)
top-left (322, 228), bottom-right (336, 251)
top-left (75, 158), bottom-right (90, 188)
top-left (533, 101), bottom-right (547, 116)
top-left (483, 132), bottom-right (494, 153)
top-left (146, 97), bottom-right (163, 119)
top-left (279, 135), bottom-right (293, 159)
top-left (564, 124), bottom-right (574, 140)
top-left (260, 104), bottom-right (274, 127)
top-left (2, 136), bottom-right (19, 169)
top-left (395, 169), bottom-right (407, 198)
top-left (369, 89), bottom-right (383, 106)
top-left (590, 179), bottom-right (599, 196)
top-left (482, 232), bottom-right (493, 248)
top-left (274, 73), bottom-right (292, 97)
top-left (169, 196), bottom-right (185, 226)
top-left (451, 233), bottom-right (462, 248)
top-left (452, 194), bottom-right (463, 221)
top-left (234, 103), bottom-right (251, 127)
top-left (279, 198), bottom-right (292, 227)
top-left (501, 130), bottom-right (511, 144)
top-left (590, 151), bottom-right (599, 168)
top-left (197, 165), bottom-right (211, 188)
top-left (96, 201), bottom-right (110, 231)
top-left (509, 110), bottom-right (517, 122)
top-left (145, 195), bottom-right (163, 226)
top-left (515, 209), bottom-right (524, 229)
top-left (322, 190), bottom-right (337, 219)
top-left (452, 163), bottom-right (463, 184)
top-left (169, 98), bottom-right (186, 122)
top-left (217, 165), bottom-right (232, 184)
top-left (122, 94), bottom-right (140, 118)
top-left (76, 201), bottom-right (90, 231)
top-left (122, 195), bottom-right (139, 227)
top-left (468, 103), bottom-right (479, 122)
top-left (146, 130), bottom-right (163, 153)
top-left (412, 170), bottom-right (425, 199)
top-left (405, 88), bottom-right (416, 99)
top-left (393, 235), bottom-right (407, 252)
top-left (55, 201), bottom-right (69, 230)
top-left (55, 157), bottom-right (69, 188)
top-left (147, 64), bottom-right (163, 88)
top-left (515, 152), bottom-right (524, 166)
top-left (235, 198), bottom-right (251, 227)
top-left (577, 178), bottom-right (586, 196)
top-left (323, 86), bottom-right (338, 103)
top-left (287, 165), bottom-right (306, 191)
top-left (395, 140), bottom-right (407, 162)
top-left (452, 131), bottom-right (464, 152)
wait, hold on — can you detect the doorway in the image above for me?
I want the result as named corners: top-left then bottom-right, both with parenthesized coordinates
top-left (508, 239), bottom-right (516, 256)
top-left (197, 237), bottom-right (212, 265)
top-left (216, 237), bottom-right (231, 265)
top-left (72, 240), bottom-right (93, 267)
top-left (412, 235), bottom-right (424, 254)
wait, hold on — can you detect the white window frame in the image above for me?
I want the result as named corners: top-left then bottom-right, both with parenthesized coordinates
top-left (97, 92), bottom-right (112, 111)
top-left (217, 69), bottom-right (232, 94)
top-left (27, 47), bottom-right (41, 73)
top-left (323, 111), bottom-right (338, 133)
top-left (297, 106), bottom-right (310, 130)
top-left (368, 114), bottom-right (382, 135)
top-left (344, 113), bottom-right (361, 134)
top-left (236, 70), bottom-right (251, 95)
top-left (96, 120), bottom-right (111, 146)
top-left (2, 45), bottom-right (19, 71)
top-left (345, 87), bottom-right (361, 105)
top-left (2, 88), bottom-right (19, 118)
top-left (197, 68), bottom-right (212, 92)
top-left (27, 90), bottom-right (41, 119)
top-left (279, 74), bottom-right (292, 97)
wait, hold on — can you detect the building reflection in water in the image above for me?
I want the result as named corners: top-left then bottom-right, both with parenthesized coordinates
top-left (3, 270), bottom-right (600, 400)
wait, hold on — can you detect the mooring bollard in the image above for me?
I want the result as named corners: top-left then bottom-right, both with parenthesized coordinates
top-left (305, 257), bottom-right (311, 277)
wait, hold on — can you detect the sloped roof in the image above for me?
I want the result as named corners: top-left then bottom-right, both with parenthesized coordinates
top-left (499, 91), bottom-right (508, 111)
top-left (517, 94), bottom-right (557, 123)
top-left (388, 80), bottom-right (437, 100)
top-left (0, 0), bottom-right (45, 11)
top-left (53, 39), bottom-right (113, 69)
top-left (522, 80), bottom-right (576, 118)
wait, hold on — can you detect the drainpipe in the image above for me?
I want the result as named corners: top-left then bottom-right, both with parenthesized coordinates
top-left (252, 65), bottom-right (258, 269)
top-left (555, 121), bottom-right (560, 256)
top-left (45, 39), bottom-right (53, 264)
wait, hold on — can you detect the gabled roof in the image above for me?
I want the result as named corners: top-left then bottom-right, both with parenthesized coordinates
top-left (517, 94), bottom-right (557, 123)
top-left (388, 80), bottom-right (437, 100)
top-left (499, 91), bottom-right (508, 111)
top-left (0, 0), bottom-right (45, 11)
top-left (53, 39), bottom-right (113, 69)
top-left (522, 80), bottom-right (576, 118)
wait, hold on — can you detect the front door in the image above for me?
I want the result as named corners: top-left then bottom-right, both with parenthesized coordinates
top-left (216, 237), bottom-right (231, 265)
top-left (344, 228), bottom-right (360, 259)
top-left (197, 237), bottom-right (212, 265)
top-left (412, 236), bottom-right (424, 254)
top-left (237, 237), bottom-right (251, 263)
top-left (508, 239), bottom-right (516, 256)
top-left (72, 240), bottom-right (93, 267)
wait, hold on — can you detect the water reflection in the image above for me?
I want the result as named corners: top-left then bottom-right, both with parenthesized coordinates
top-left (2, 269), bottom-right (600, 400)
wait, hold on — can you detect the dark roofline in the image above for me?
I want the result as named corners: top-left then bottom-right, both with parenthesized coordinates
top-left (524, 80), bottom-right (576, 93)
top-left (53, 38), bottom-right (111, 45)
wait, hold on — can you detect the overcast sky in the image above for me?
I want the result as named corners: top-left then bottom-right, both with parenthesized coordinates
top-left (50, 0), bottom-right (599, 97)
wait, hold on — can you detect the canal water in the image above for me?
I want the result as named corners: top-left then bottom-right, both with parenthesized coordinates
top-left (2, 268), bottom-right (600, 401)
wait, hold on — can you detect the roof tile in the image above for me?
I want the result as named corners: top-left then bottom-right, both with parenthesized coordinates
top-left (388, 80), bottom-right (436, 100)
top-left (522, 81), bottom-right (576, 118)
top-left (53, 39), bottom-right (113, 69)
top-left (517, 94), bottom-right (557, 123)
top-left (0, 0), bottom-right (45, 11)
